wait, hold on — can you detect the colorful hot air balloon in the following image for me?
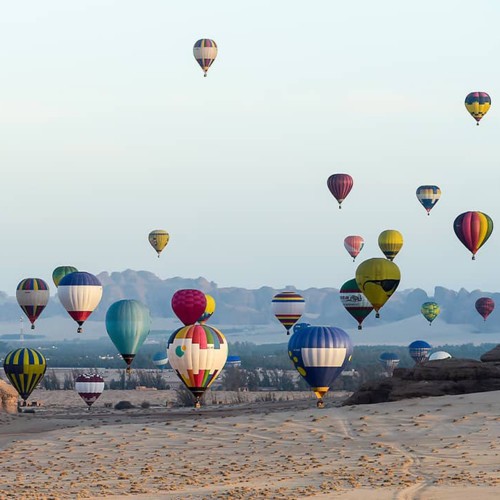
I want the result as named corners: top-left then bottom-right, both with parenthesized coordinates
top-left (429, 351), bottom-right (452, 361)
top-left (421, 301), bottom-right (440, 325)
top-left (75, 373), bottom-right (105, 409)
top-left (106, 300), bottom-right (151, 373)
top-left (355, 258), bottom-right (400, 318)
top-left (465, 92), bottom-right (491, 125)
top-left (475, 297), bottom-right (495, 321)
top-left (171, 289), bottom-right (207, 326)
top-left (167, 324), bottom-right (228, 408)
top-left (52, 266), bottom-right (78, 288)
top-left (408, 340), bottom-right (431, 364)
top-left (3, 348), bottom-right (47, 402)
top-left (293, 322), bottom-right (311, 335)
top-left (379, 352), bottom-right (399, 377)
top-left (416, 185), bottom-right (441, 215)
top-left (198, 294), bottom-right (216, 324)
top-left (148, 230), bottom-right (170, 258)
top-left (16, 278), bottom-right (50, 330)
top-left (453, 211), bottom-right (493, 260)
top-left (193, 39), bottom-right (218, 77)
top-left (339, 279), bottom-right (373, 330)
top-left (152, 351), bottom-right (169, 370)
top-left (288, 325), bottom-right (352, 408)
top-left (378, 230), bottom-right (403, 261)
top-left (58, 272), bottom-right (103, 333)
top-left (344, 236), bottom-right (364, 262)
top-left (271, 291), bottom-right (305, 334)
top-left (327, 173), bottom-right (353, 209)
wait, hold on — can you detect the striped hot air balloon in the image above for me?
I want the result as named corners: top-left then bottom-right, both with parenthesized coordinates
top-left (75, 373), bottom-right (105, 409)
top-left (58, 272), bottom-right (103, 333)
top-left (52, 266), bottom-right (78, 287)
top-left (453, 211), bottom-right (493, 260)
top-left (416, 185), bottom-right (441, 215)
top-left (3, 348), bottom-right (47, 402)
top-left (408, 340), bottom-right (431, 364)
top-left (344, 235), bottom-right (364, 262)
top-left (465, 92), bottom-right (491, 125)
top-left (271, 291), bottom-right (305, 334)
top-left (378, 230), bottom-right (403, 261)
top-left (167, 324), bottom-right (228, 408)
top-left (475, 297), bottom-right (495, 321)
top-left (339, 279), bottom-right (373, 330)
top-left (16, 278), bottom-right (50, 329)
top-left (327, 173), bottom-right (353, 209)
top-left (379, 352), bottom-right (399, 377)
top-left (148, 230), bottom-right (170, 258)
top-left (193, 39), bottom-right (218, 77)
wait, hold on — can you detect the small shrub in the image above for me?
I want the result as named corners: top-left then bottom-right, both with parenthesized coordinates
top-left (140, 401), bottom-right (151, 409)
top-left (114, 400), bottom-right (135, 410)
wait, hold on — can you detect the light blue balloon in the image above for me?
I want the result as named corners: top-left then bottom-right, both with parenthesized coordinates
top-left (105, 300), bottom-right (151, 369)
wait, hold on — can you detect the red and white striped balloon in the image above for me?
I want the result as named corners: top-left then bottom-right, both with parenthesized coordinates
top-left (75, 373), bottom-right (105, 408)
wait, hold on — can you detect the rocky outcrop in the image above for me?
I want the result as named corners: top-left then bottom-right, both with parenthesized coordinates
top-left (480, 344), bottom-right (500, 363)
top-left (343, 358), bottom-right (500, 405)
top-left (0, 379), bottom-right (19, 413)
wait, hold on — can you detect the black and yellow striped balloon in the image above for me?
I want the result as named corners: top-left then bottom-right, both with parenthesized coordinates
top-left (3, 348), bottom-right (47, 401)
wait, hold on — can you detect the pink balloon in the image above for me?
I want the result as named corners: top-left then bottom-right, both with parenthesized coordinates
top-left (171, 289), bottom-right (207, 326)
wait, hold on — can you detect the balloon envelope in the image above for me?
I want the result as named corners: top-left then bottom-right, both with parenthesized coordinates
top-left (167, 324), bottom-right (228, 406)
top-left (272, 291), bottom-right (305, 334)
top-left (327, 173), bottom-right (353, 208)
top-left (408, 340), bottom-right (431, 364)
top-left (378, 230), bottom-right (403, 261)
top-left (16, 278), bottom-right (50, 329)
top-left (3, 348), bottom-right (47, 401)
top-left (344, 235), bottom-right (364, 261)
top-left (429, 351), bottom-right (452, 361)
top-left (288, 325), bottom-right (352, 406)
top-left (379, 352), bottom-right (399, 376)
top-left (52, 266), bottom-right (78, 288)
top-left (416, 185), bottom-right (441, 215)
top-left (339, 279), bottom-right (373, 330)
top-left (152, 351), bottom-right (169, 369)
top-left (198, 294), bottom-right (216, 324)
top-left (105, 300), bottom-right (151, 370)
top-left (148, 230), bottom-right (170, 257)
top-left (193, 39), bottom-right (218, 76)
top-left (355, 258), bottom-right (401, 317)
top-left (453, 211), bottom-right (493, 260)
top-left (58, 272), bottom-right (103, 333)
top-left (75, 373), bottom-right (105, 408)
top-left (465, 92), bottom-right (491, 124)
top-left (171, 289), bottom-right (207, 326)
top-left (421, 302), bottom-right (440, 325)
top-left (475, 297), bottom-right (495, 321)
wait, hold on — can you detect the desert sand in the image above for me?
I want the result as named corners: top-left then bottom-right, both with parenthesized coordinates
top-left (0, 389), bottom-right (499, 499)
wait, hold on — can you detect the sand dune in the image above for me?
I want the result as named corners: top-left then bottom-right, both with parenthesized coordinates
top-left (0, 390), bottom-right (499, 499)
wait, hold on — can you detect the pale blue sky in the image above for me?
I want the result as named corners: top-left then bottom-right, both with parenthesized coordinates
top-left (0, 1), bottom-right (499, 295)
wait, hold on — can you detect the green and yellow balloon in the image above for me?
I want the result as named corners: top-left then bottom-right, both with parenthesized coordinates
top-left (421, 301), bottom-right (440, 325)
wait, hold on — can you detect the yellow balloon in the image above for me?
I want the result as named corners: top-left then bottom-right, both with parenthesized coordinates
top-left (355, 258), bottom-right (401, 318)
top-left (148, 230), bottom-right (170, 258)
top-left (378, 229), bottom-right (403, 261)
top-left (199, 294), bottom-right (216, 323)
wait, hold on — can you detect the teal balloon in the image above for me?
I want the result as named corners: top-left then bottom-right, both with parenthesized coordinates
top-left (105, 299), bottom-right (151, 370)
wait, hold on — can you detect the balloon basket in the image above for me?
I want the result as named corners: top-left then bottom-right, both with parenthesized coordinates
top-left (316, 399), bottom-right (325, 409)
top-left (31, 325), bottom-right (35, 330)
top-left (77, 327), bottom-right (82, 333)
top-left (358, 325), bottom-right (362, 330)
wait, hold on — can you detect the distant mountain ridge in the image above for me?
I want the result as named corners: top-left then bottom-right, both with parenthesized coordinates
top-left (4, 270), bottom-right (500, 331)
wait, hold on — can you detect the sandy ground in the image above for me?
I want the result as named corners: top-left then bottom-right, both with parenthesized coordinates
top-left (0, 390), bottom-right (499, 499)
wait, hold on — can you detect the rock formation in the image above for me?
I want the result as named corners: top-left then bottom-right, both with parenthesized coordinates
top-left (0, 379), bottom-right (19, 413)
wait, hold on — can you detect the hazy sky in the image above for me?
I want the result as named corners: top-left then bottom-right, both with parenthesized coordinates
top-left (1, 1), bottom-right (500, 295)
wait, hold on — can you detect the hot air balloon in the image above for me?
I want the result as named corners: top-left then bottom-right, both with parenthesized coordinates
top-left (171, 289), bottom-right (207, 326)
top-left (293, 322), bottom-right (311, 335)
top-left (167, 324), bottom-right (228, 408)
top-left (271, 291), bottom-right (305, 334)
top-left (416, 185), bottom-right (441, 215)
top-left (198, 294), bottom-right (216, 324)
top-left (344, 236), bottom-right (364, 262)
top-left (378, 230), bottom-right (403, 261)
top-left (16, 278), bottom-right (50, 330)
top-left (58, 272), bottom-right (103, 333)
top-left (106, 300), bottom-right (151, 373)
top-left (193, 39), bottom-right (218, 77)
top-left (453, 211), bottom-right (493, 260)
top-left (475, 297), bottom-right (495, 321)
top-left (3, 348), bottom-right (47, 403)
top-left (421, 301), bottom-right (440, 325)
top-left (339, 279), bottom-right (373, 330)
top-left (327, 173), bottom-right (353, 209)
top-left (408, 340), bottom-right (431, 364)
top-left (75, 373), bottom-right (105, 409)
top-left (52, 266), bottom-right (78, 288)
top-left (148, 230), bottom-right (170, 258)
top-left (152, 351), bottom-right (169, 370)
top-left (378, 352), bottom-right (400, 377)
top-left (465, 92), bottom-right (491, 125)
top-left (429, 351), bottom-right (452, 361)
top-left (288, 325), bottom-right (352, 408)
top-left (355, 258), bottom-right (400, 318)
